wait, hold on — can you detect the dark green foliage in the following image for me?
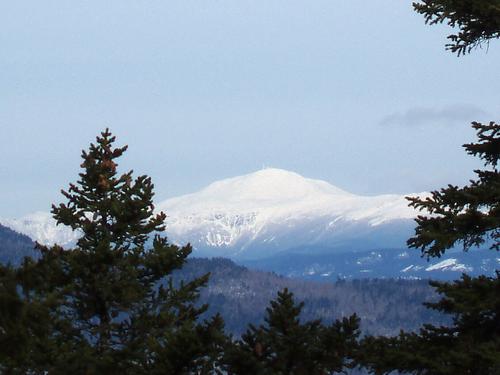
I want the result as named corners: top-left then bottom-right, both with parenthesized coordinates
top-left (359, 122), bottom-right (500, 373)
top-left (0, 265), bottom-right (53, 374)
top-left (224, 288), bottom-right (360, 375)
top-left (359, 273), bottom-right (500, 374)
top-left (413, 0), bottom-right (500, 55)
top-left (363, 6), bottom-right (500, 365)
top-left (400, 10), bottom-right (500, 372)
top-left (407, 122), bottom-right (500, 258)
top-left (0, 130), bottom-right (224, 374)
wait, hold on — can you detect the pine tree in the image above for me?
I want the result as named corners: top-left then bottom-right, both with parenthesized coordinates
top-left (413, 0), bottom-right (500, 55)
top-left (359, 123), bottom-right (500, 374)
top-left (360, 273), bottom-right (500, 374)
top-left (223, 288), bottom-right (360, 375)
top-left (407, 122), bottom-right (500, 258)
top-left (357, 5), bottom-right (500, 368)
top-left (0, 265), bottom-right (54, 374)
top-left (0, 130), bottom-right (226, 374)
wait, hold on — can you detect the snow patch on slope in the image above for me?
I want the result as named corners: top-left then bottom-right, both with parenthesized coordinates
top-left (425, 258), bottom-right (473, 273)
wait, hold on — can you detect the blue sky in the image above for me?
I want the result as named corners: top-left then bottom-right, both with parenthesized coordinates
top-left (1, 1), bottom-right (499, 217)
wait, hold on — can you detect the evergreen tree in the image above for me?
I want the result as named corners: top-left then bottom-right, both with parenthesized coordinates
top-left (358, 4), bottom-right (500, 369)
top-left (407, 122), bottom-right (500, 258)
top-left (360, 273), bottom-right (500, 374)
top-left (0, 130), bottom-right (225, 374)
top-left (359, 124), bottom-right (500, 374)
top-left (0, 265), bottom-right (54, 374)
top-left (413, 0), bottom-right (500, 55)
top-left (223, 288), bottom-right (360, 375)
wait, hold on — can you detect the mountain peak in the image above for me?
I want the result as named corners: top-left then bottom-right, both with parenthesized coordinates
top-left (244, 167), bottom-right (304, 179)
top-left (161, 168), bottom-right (353, 212)
top-left (154, 168), bottom-right (420, 258)
top-left (206, 168), bottom-right (336, 196)
top-left (3, 169), bottom-right (422, 259)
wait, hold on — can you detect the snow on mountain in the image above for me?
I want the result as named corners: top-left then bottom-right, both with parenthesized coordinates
top-left (425, 258), bottom-right (473, 273)
top-left (0, 212), bottom-right (79, 247)
top-left (160, 169), bottom-right (415, 221)
top-left (1, 169), bottom-right (425, 258)
top-left (402, 259), bottom-right (473, 274)
top-left (157, 168), bottom-right (424, 258)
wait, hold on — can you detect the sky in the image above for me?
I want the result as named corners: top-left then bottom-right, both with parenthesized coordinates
top-left (1, 1), bottom-right (499, 217)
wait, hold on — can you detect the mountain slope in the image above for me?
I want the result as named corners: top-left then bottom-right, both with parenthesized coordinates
top-left (1, 168), bottom-right (423, 259)
top-left (175, 258), bottom-right (447, 336)
top-left (0, 223), bottom-right (37, 265)
top-left (158, 168), bottom-right (423, 258)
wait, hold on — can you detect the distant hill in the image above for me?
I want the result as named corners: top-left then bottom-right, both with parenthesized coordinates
top-left (241, 247), bottom-right (500, 281)
top-left (0, 223), bottom-right (37, 265)
top-left (175, 258), bottom-right (447, 336)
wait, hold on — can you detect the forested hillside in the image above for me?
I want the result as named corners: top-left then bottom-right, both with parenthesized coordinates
top-left (0, 224), bottom-right (37, 265)
top-left (175, 258), bottom-right (447, 336)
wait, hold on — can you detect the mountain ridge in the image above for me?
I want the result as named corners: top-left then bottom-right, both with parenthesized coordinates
top-left (157, 168), bottom-right (423, 258)
top-left (1, 168), bottom-right (424, 259)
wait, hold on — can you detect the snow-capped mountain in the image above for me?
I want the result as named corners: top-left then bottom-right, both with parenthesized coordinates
top-left (0, 211), bottom-right (79, 247)
top-left (2, 169), bottom-right (497, 278)
top-left (157, 168), bottom-right (423, 259)
top-left (1, 168), bottom-right (424, 259)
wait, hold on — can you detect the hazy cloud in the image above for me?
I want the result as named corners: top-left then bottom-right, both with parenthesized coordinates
top-left (380, 104), bottom-right (488, 127)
